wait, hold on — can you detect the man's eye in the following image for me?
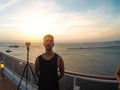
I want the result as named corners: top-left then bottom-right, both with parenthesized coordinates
top-left (50, 41), bottom-right (53, 43)
top-left (45, 40), bottom-right (52, 42)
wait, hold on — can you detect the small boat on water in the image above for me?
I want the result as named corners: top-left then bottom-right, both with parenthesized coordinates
top-left (9, 45), bottom-right (19, 48)
top-left (68, 45), bottom-right (120, 50)
top-left (6, 49), bottom-right (12, 53)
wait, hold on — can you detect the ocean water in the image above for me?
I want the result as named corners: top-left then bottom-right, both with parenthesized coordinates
top-left (0, 41), bottom-right (120, 76)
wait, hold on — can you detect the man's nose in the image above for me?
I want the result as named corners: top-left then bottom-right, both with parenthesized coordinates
top-left (46, 42), bottom-right (51, 45)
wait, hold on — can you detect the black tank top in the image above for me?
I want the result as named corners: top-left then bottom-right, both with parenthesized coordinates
top-left (38, 53), bottom-right (59, 90)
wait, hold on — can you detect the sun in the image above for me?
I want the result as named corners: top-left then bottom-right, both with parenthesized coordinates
top-left (18, 13), bottom-right (58, 41)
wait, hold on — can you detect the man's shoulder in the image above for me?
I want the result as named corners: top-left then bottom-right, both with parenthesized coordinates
top-left (36, 54), bottom-right (44, 60)
top-left (55, 53), bottom-right (63, 62)
top-left (55, 53), bottom-right (61, 58)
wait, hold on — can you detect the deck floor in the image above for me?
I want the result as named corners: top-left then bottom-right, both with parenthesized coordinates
top-left (0, 71), bottom-right (18, 90)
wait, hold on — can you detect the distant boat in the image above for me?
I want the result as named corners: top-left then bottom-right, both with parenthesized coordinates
top-left (9, 45), bottom-right (19, 48)
top-left (6, 49), bottom-right (12, 53)
top-left (68, 46), bottom-right (120, 49)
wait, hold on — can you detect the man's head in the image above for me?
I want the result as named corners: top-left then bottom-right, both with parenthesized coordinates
top-left (43, 34), bottom-right (54, 50)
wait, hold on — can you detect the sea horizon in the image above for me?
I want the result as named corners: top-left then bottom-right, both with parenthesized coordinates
top-left (0, 40), bottom-right (120, 76)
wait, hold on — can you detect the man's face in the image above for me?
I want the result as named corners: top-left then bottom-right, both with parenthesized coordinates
top-left (43, 37), bottom-right (54, 50)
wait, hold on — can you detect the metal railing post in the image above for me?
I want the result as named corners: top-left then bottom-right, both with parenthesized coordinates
top-left (73, 76), bottom-right (76, 90)
top-left (73, 76), bottom-right (80, 90)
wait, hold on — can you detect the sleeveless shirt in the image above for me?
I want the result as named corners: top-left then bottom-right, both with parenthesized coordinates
top-left (38, 53), bottom-right (59, 90)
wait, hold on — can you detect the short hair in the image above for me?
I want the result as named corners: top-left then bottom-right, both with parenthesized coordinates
top-left (43, 34), bottom-right (54, 41)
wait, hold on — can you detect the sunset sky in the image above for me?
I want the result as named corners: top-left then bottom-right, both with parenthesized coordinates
top-left (0, 0), bottom-right (120, 42)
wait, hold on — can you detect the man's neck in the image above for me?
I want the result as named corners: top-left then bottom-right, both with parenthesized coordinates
top-left (43, 50), bottom-right (54, 60)
top-left (45, 50), bottom-right (54, 56)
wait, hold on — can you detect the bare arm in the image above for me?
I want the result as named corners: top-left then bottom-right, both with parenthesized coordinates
top-left (34, 57), bottom-right (39, 78)
top-left (58, 56), bottom-right (64, 80)
top-left (115, 65), bottom-right (120, 83)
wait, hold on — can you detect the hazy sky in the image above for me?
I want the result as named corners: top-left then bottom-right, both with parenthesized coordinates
top-left (0, 0), bottom-right (120, 42)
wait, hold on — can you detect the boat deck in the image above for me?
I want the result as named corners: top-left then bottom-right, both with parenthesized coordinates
top-left (0, 52), bottom-right (119, 90)
top-left (0, 71), bottom-right (18, 90)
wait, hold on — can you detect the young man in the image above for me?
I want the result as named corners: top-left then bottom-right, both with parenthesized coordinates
top-left (115, 65), bottom-right (120, 90)
top-left (34, 34), bottom-right (64, 90)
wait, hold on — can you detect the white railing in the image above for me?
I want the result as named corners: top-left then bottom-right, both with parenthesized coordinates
top-left (65, 71), bottom-right (117, 90)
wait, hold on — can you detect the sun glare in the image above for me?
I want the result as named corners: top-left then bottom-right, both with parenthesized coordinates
top-left (18, 14), bottom-right (58, 41)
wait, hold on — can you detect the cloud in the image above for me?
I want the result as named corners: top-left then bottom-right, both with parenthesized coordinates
top-left (0, 0), bottom-right (18, 11)
top-left (0, 0), bottom-right (120, 41)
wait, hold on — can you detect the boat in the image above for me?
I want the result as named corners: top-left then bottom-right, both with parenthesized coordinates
top-left (9, 45), bottom-right (19, 48)
top-left (68, 46), bottom-right (120, 50)
top-left (5, 49), bottom-right (12, 53)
